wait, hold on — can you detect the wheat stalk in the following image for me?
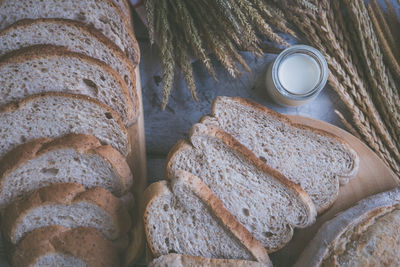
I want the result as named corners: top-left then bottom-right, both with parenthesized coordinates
top-left (334, 110), bottom-right (362, 139)
top-left (144, 0), bottom-right (155, 44)
top-left (368, 4), bottom-right (400, 84)
top-left (342, 0), bottom-right (400, 147)
top-left (158, 0), bottom-right (175, 110)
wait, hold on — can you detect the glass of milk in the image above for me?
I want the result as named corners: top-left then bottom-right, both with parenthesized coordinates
top-left (266, 45), bottom-right (329, 106)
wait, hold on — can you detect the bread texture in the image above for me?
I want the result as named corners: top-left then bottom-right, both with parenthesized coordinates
top-left (0, 18), bottom-right (138, 121)
top-left (149, 253), bottom-right (264, 267)
top-left (295, 187), bottom-right (400, 267)
top-left (0, 0), bottom-right (140, 65)
top-left (144, 171), bottom-right (271, 265)
top-left (201, 96), bottom-right (359, 213)
top-left (0, 45), bottom-right (136, 125)
top-left (0, 134), bottom-right (133, 209)
top-left (0, 92), bottom-right (129, 158)
top-left (2, 183), bottom-right (131, 245)
top-left (166, 124), bottom-right (316, 253)
top-left (12, 226), bottom-right (120, 267)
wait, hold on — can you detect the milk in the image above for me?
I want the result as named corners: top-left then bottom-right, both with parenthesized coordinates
top-left (278, 54), bottom-right (321, 95)
top-left (265, 45), bottom-right (328, 106)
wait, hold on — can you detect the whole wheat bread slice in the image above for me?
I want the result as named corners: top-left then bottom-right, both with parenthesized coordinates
top-left (0, 45), bottom-right (135, 125)
top-left (0, 0), bottom-right (140, 65)
top-left (166, 123), bottom-right (317, 252)
top-left (0, 134), bottom-right (133, 209)
top-left (149, 253), bottom-right (264, 267)
top-left (295, 187), bottom-right (400, 267)
top-left (12, 226), bottom-right (119, 267)
top-left (0, 92), bottom-right (129, 158)
top-left (201, 96), bottom-right (359, 213)
top-left (2, 182), bottom-right (131, 245)
top-left (144, 170), bottom-right (271, 265)
top-left (0, 18), bottom-right (138, 119)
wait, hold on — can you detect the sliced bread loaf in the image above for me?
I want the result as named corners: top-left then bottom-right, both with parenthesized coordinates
top-left (2, 182), bottom-right (131, 245)
top-left (0, 45), bottom-right (136, 125)
top-left (0, 134), bottom-right (133, 209)
top-left (144, 171), bottom-right (271, 265)
top-left (295, 187), bottom-right (400, 267)
top-left (0, 18), bottom-right (138, 119)
top-left (0, 92), bottom-right (129, 158)
top-left (166, 123), bottom-right (317, 252)
top-left (0, 0), bottom-right (140, 65)
top-left (12, 226), bottom-right (120, 267)
top-left (201, 96), bottom-right (359, 213)
top-left (149, 253), bottom-right (264, 267)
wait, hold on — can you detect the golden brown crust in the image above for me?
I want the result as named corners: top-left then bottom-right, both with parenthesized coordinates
top-left (0, 18), bottom-right (139, 121)
top-left (142, 181), bottom-right (170, 258)
top-left (212, 96), bottom-right (359, 182)
top-left (12, 226), bottom-right (120, 267)
top-left (0, 134), bottom-right (133, 198)
top-left (0, 44), bottom-right (136, 124)
top-left (295, 187), bottom-right (400, 267)
top-left (175, 170), bottom-right (271, 266)
top-left (165, 128), bottom-right (317, 229)
top-left (2, 183), bottom-right (131, 244)
top-left (0, 92), bottom-right (130, 155)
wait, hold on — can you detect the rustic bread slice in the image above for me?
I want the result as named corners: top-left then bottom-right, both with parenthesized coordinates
top-left (0, 0), bottom-right (140, 65)
top-left (149, 253), bottom-right (264, 267)
top-left (201, 96), bottom-right (359, 213)
top-left (166, 123), bottom-right (317, 252)
top-left (2, 183), bottom-right (131, 245)
top-left (0, 18), bottom-right (138, 120)
top-left (0, 134), bottom-right (133, 209)
top-left (12, 226), bottom-right (119, 267)
top-left (144, 171), bottom-right (271, 265)
top-left (0, 45), bottom-right (135, 125)
top-left (295, 187), bottom-right (400, 267)
top-left (0, 92), bottom-right (129, 158)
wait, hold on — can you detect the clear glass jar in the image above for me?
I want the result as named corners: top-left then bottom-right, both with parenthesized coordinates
top-left (266, 45), bottom-right (329, 106)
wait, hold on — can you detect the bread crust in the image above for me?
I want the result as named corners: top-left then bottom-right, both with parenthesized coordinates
top-left (212, 96), bottom-right (360, 184)
top-left (0, 91), bottom-right (130, 156)
top-left (0, 134), bottom-right (133, 200)
top-left (2, 183), bottom-right (132, 244)
top-left (12, 226), bottom-right (120, 267)
top-left (165, 126), bottom-right (317, 228)
top-left (174, 170), bottom-right (272, 266)
top-left (143, 178), bottom-right (271, 266)
top-left (149, 253), bottom-right (264, 267)
top-left (294, 187), bottom-right (400, 267)
top-left (0, 44), bottom-right (137, 124)
top-left (0, 19), bottom-right (139, 123)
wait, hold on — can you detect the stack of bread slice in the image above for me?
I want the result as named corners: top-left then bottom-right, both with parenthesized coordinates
top-left (144, 96), bottom-right (360, 266)
top-left (0, 0), bottom-right (139, 266)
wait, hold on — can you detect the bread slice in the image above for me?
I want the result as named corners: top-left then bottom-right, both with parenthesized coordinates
top-left (0, 92), bottom-right (129, 158)
top-left (295, 187), bottom-right (400, 267)
top-left (201, 96), bottom-right (359, 213)
top-left (0, 134), bottom-right (133, 209)
top-left (0, 45), bottom-right (136, 125)
top-left (0, 18), bottom-right (138, 120)
top-left (149, 253), bottom-right (264, 267)
top-left (144, 170), bottom-right (271, 265)
top-left (166, 123), bottom-right (317, 252)
top-left (12, 226), bottom-right (119, 267)
top-left (0, 0), bottom-right (140, 65)
top-left (2, 183), bottom-right (131, 245)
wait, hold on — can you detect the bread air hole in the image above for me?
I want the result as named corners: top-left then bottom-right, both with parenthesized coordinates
top-left (40, 168), bottom-right (59, 175)
top-left (242, 208), bottom-right (250, 216)
top-left (104, 112), bottom-right (112, 119)
top-left (83, 79), bottom-right (99, 95)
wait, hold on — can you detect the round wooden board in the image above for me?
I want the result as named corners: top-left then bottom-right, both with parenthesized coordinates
top-left (270, 115), bottom-right (399, 267)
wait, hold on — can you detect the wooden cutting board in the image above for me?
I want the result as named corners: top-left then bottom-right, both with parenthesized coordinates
top-left (270, 115), bottom-right (399, 266)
